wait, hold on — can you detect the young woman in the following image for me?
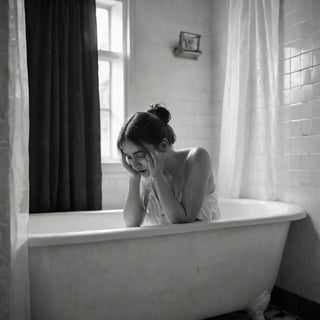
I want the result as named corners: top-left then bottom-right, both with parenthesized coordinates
top-left (117, 103), bottom-right (220, 227)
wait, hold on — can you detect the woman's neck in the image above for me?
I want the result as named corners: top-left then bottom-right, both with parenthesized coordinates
top-left (162, 148), bottom-right (187, 177)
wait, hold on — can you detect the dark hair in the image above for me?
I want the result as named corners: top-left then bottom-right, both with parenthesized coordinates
top-left (117, 103), bottom-right (176, 152)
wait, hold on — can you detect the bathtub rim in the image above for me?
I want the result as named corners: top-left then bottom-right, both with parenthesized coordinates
top-left (28, 198), bottom-right (306, 247)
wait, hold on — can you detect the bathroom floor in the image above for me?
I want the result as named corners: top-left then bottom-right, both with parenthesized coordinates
top-left (207, 305), bottom-right (302, 320)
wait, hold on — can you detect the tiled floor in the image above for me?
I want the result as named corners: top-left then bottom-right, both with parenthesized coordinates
top-left (207, 305), bottom-right (303, 320)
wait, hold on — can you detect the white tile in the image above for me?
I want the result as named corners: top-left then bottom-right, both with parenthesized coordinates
top-left (301, 84), bottom-right (313, 102)
top-left (301, 119), bottom-right (312, 135)
top-left (301, 37), bottom-right (313, 53)
top-left (283, 137), bottom-right (291, 153)
top-left (312, 82), bottom-right (320, 99)
top-left (290, 71), bottom-right (301, 87)
top-left (300, 101), bottom-right (313, 119)
top-left (312, 11), bottom-right (320, 33)
top-left (290, 171), bottom-right (300, 187)
top-left (312, 100), bottom-right (320, 117)
top-left (290, 154), bottom-right (301, 169)
top-left (284, 58), bottom-right (291, 74)
top-left (312, 33), bottom-right (320, 50)
top-left (301, 0), bottom-right (313, 22)
top-left (285, 25), bottom-right (302, 44)
top-left (282, 89), bottom-right (291, 105)
top-left (288, 120), bottom-right (300, 136)
top-left (277, 169), bottom-right (290, 186)
top-left (291, 55), bottom-right (301, 72)
top-left (291, 87), bottom-right (302, 103)
top-left (301, 20), bottom-right (314, 37)
top-left (310, 134), bottom-right (320, 152)
top-left (283, 46), bottom-right (291, 59)
top-left (313, 49), bottom-right (320, 66)
top-left (310, 153), bottom-right (320, 170)
top-left (311, 171), bottom-right (320, 187)
top-left (300, 171), bottom-right (311, 186)
top-left (301, 52), bottom-right (312, 69)
top-left (312, 65), bottom-right (320, 82)
top-left (283, 11), bottom-right (299, 28)
top-left (283, 74), bottom-right (291, 89)
top-left (281, 106), bottom-right (290, 121)
top-left (290, 41), bottom-right (301, 57)
top-left (288, 104), bottom-right (301, 120)
top-left (312, 187), bottom-right (320, 205)
top-left (289, 137), bottom-right (303, 153)
top-left (282, 121), bottom-right (292, 138)
top-left (312, 118), bottom-right (320, 134)
top-left (301, 68), bottom-right (312, 85)
top-left (301, 154), bottom-right (310, 169)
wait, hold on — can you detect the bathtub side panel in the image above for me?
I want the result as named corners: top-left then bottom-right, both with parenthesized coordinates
top-left (29, 222), bottom-right (290, 320)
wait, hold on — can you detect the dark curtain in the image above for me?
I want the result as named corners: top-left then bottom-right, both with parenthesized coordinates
top-left (25, 0), bottom-right (102, 213)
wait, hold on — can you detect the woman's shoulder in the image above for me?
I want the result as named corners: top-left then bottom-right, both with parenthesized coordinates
top-left (180, 147), bottom-right (215, 194)
top-left (177, 147), bottom-right (212, 173)
top-left (185, 146), bottom-right (211, 164)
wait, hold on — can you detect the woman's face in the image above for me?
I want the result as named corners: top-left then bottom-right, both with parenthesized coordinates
top-left (121, 140), bottom-right (155, 177)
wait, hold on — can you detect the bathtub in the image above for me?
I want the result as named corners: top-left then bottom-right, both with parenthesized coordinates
top-left (28, 198), bottom-right (306, 320)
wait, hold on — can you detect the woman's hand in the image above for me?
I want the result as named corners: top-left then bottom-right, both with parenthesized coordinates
top-left (146, 151), bottom-right (165, 178)
top-left (121, 153), bottom-right (140, 179)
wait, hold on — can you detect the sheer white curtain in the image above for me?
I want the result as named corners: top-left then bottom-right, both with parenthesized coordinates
top-left (9, 0), bottom-right (30, 319)
top-left (217, 0), bottom-right (279, 200)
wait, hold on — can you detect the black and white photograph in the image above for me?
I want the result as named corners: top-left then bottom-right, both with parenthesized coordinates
top-left (1, 0), bottom-right (319, 319)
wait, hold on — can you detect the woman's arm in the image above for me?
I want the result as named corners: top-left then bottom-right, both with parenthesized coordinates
top-left (121, 154), bottom-right (146, 227)
top-left (123, 176), bottom-right (146, 227)
top-left (180, 147), bottom-right (213, 220)
top-left (148, 147), bottom-right (212, 223)
top-left (152, 174), bottom-right (188, 223)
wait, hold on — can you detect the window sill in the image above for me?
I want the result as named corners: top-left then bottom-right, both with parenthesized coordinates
top-left (101, 161), bottom-right (126, 174)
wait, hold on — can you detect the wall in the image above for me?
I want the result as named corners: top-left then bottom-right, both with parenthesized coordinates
top-left (276, 0), bottom-right (320, 304)
top-left (102, 0), bottom-right (214, 209)
top-left (210, 0), bottom-right (320, 305)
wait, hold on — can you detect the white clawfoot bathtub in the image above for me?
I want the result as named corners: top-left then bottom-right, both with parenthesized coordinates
top-left (28, 199), bottom-right (306, 320)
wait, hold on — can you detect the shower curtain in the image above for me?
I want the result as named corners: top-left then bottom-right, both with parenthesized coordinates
top-left (25, 0), bottom-right (102, 213)
top-left (217, 0), bottom-right (280, 200)
top-left (9, 0), bottom-right (30, 319)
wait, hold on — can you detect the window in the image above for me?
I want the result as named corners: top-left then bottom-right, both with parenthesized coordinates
top-left (96, 0), bottom-right (127, 162)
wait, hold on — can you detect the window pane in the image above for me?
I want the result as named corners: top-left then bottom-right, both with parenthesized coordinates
top-left (100, 110), bottom-right (111, 161)
top-left (96, 8), bottom-right (109, 50)
top-left (98, 60), bottom-right (110, 110)
top-left (96, 1), bottom-right (125, 162)
top-left (110, 2), bottom-right (123, 52)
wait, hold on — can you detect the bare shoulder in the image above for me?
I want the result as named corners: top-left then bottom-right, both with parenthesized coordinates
top-left (187, 147), bottom-right (211, 166)
top-left (182, 147), bottom-right (215, 194)
top-left (176, 147), bottom-right (212, 174)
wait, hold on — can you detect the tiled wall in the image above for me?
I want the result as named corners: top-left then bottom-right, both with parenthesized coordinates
top-left (276, 0), bottom-right (320, 304)
top-left (102, 0), bottom-right (214, 209)
top-left (210, 0), bottom-right (320, 305)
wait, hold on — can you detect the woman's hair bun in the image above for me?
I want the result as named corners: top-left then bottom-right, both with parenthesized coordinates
top-left (147, 103), bottom-right (171, 124)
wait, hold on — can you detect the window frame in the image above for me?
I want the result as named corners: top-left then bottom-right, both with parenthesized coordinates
top-left (96, 0), bottom-right (130, 165)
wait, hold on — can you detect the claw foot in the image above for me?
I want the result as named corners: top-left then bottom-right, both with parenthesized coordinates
top-left (246, 290), bottom-right (271, 320)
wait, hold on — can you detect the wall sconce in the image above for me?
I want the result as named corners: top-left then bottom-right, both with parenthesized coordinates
top-left (174, 31), bottom-right (202, 60)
